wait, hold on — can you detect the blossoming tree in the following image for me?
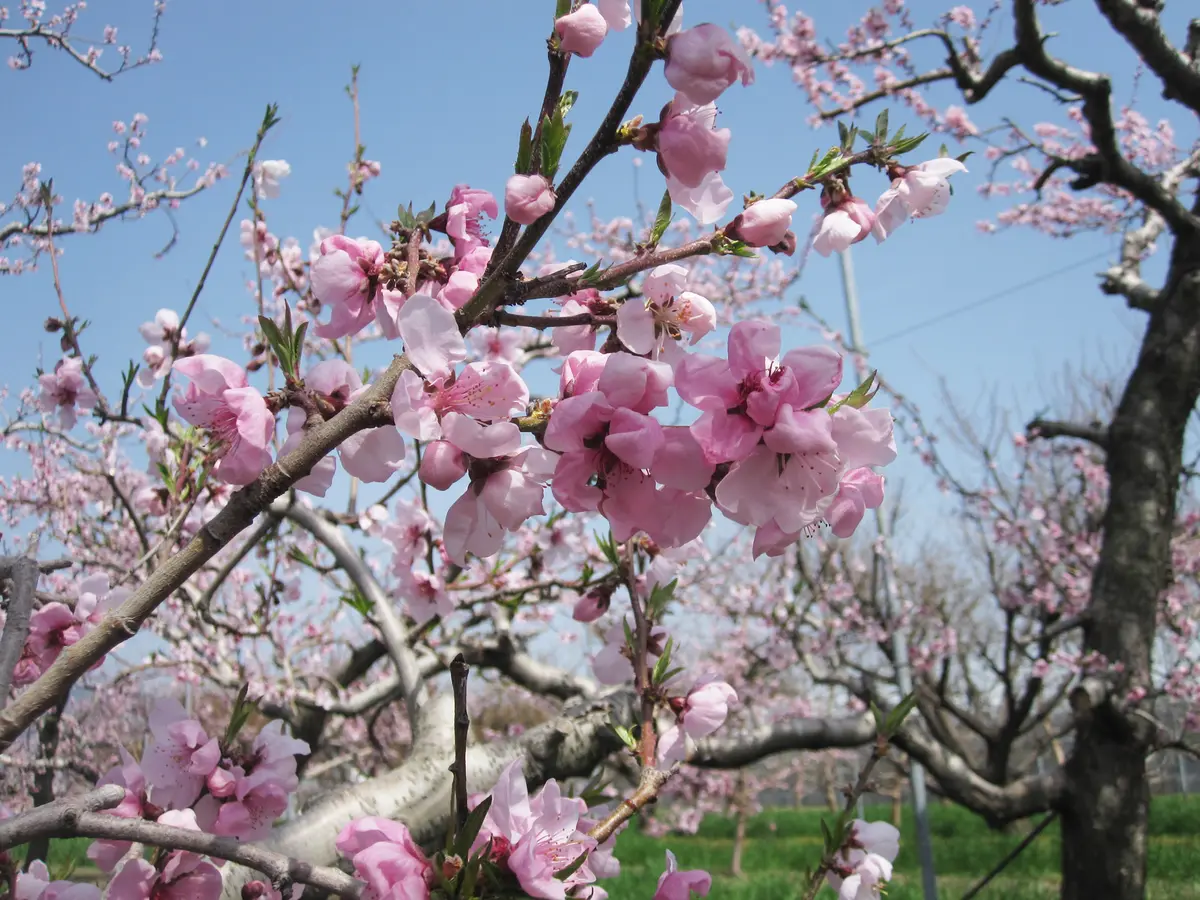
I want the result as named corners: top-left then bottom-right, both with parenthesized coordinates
top-left (742, 1), bottom-right (1200, 897)
top-left (0, 1), bottom-right (1003, 898)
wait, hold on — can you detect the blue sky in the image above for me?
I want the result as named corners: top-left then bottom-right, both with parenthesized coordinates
top-left (4, 0), bottom-right (1193, 551)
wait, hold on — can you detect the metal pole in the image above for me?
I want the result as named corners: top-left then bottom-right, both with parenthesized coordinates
top-left (837, 247), bottom-right (939, 900)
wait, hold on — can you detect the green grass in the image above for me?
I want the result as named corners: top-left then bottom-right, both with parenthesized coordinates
top-left (24, 797), bottom-right (1200, 898)
top-left (604, 798), bottom-right (1200, 899)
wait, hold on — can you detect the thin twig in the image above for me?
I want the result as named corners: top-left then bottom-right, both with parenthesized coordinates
top-left (449, 653), bottom-right (471, 835)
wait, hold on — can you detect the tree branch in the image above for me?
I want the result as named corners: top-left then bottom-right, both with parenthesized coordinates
top-left (268, 499), bottom-right (428, 729)
top-left (1027, 417), bottom-right (1110, 450)
top-left (0, 556), bottom-right (41, 709)
top-left (0, 787), bottom-right (362, 898)
top-left (1092, 1), bottom-right (1200, 115)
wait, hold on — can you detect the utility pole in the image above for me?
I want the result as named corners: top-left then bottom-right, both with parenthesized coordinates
top-left (837, 246), bottom-right (939, 900)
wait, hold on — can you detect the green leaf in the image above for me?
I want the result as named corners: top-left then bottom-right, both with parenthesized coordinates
top-left (885, 692), bottom-right (919, 735)
top-left (341, 588), bottom-right (374, 617)
top-left (396, 202), bottom-right (417, 229)
top-left (611, 723), bottom-right (638, 750)
top-left (956, 150), bottom-right (974, 164)
top-left (647, 578), bottom-right (678, 619)
top-left (516, 118), bottom-right (534, 175)
top-left (540, 95), bottom-right (577, 181)
top-left (892, 123), bottom-right (907, 143)
top-left (558, 90), bottom-right (579, 118)
top-left (808, 146), bottom-right (842, 180)
top-left (874, 108), bottom-right (890, 144)
top-left (222, 684), bottom-right (258, 750)
top-left (454, 795), bottom-right (493, 858)
top-left (890, 132), bottom-right (929, 154)
top-left (649, 189), bottom-right (672, 246)
top-left (828, 370), bottom-right (878, 414)
top-left (837, 120), bottom-right (851, 151)
top-left (651, 638), bottom-right (675, 684)
top-left (820, 816), bottom-right (835, 852)
top-left (457, 853), bottom-right (484, 900)
top-left (938, 142), bottom-right (950, 158)
top-left (621, 617), bottom-right (636, 651)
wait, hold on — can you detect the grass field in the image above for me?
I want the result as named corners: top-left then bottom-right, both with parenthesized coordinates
top-left (24, 797), bottom-right (1200, 898)
top-left (603, 797), bottom-right (1200, 899)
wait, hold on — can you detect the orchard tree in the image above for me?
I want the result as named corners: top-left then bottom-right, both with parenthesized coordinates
top-left (0, 2), bottom-right (959, 899)
top-left (744, 1), bottom-right (1200, 897)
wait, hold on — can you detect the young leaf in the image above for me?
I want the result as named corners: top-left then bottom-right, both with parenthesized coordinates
top-left (454, 795), bottom-right (493, 858)
top-left (515, 118), bottom-right (534, 175)
top-left (611, 724), bottom-right (638, 750)
top-left (874, 108), bottom-right (890, 144)
top-left (649, 189), bottom-right (672, 246)
top-left (554, 850), bottom-right (590, 882)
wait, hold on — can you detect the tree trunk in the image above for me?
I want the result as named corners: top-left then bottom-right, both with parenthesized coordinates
top-left (730, 772), bottom-right (748, 877)
top-left (24, 700), bottom-right (66, 866)
top-left (891, 786), bottom-right (902, 828)
top-left (1060, 237), bottom-right (1200, 900)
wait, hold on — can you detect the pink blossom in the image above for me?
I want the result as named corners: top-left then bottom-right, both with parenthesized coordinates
top-left (572, 586), bottom-right (613, 622)
top-left (310, 235), bottom-right (401, 339)
top-left (140, 699), bottom-right (220, 810)
top-left (592, 621), bottom-right (667, 684)
top-left (826, 820), bottom-right (900, 900)
top-left (618, 264), bottom-right (715, 355)
top-left (173, 355), bottom-right (274, 485)
top-left (873, 157), bottom-right (968, 241)
top-left (442, 445), bottom-right (557, 565)
top-left (556, 3), bottom-right (608, 57)
top-left (658, 678), bottom-right (738, 764)
top-left (654, 850), bottom-right (712, 900)
top-left (87, 749), bottom-right (146, 872)
top-left (597, 0), bottom-right (631, 30)
top-left (15, 861), bottom-right (101, 900)
top-left (667, 170), bottom-right (733, 225)
top-left (14, 575), bottom-right (129, 685)
top-left (107, 841), bottom-right (223, 900)
top-left (505, 174), bottom-right (556, 225)
top-left (657, 93), bottom-right (730, 188)
top-left (336, 817), bottom-right (433, 900)
top-left (676, 320), bottom-right (843, 464)
top-left (137, 308), bottom-right (210, 387)
top-left (37, 357), bottom-right (97, 429)
top-left (665, 24), bottom-right (754, 106)
top-left (253, 159), bottom-right (291, 199)
top-left (474, 760), bottom-right (603, 900)
top-left (729, 198), bottom-right (797, 247)
top-left (813, 195), bottom-right (875, 257)
top-left (398, 569), bottom-right (455, 624)
top-left (419, 439), bottom-right (467, 489)
top-left (198, 721), bottom-right (309, 841)
top-left (445, 184), bottom-right (497, 259)
top-left (826, 467), bottom-right (886, 538)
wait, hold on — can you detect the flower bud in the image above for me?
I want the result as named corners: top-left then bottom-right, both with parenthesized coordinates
top-left (726, 198), bottom-right (798, 247)
top-left (555, 3), bottom-right (608, 58)
top-left (504, 175), bottom-right (556, 226)
top-left (419, 440), bottom-right (467, 490)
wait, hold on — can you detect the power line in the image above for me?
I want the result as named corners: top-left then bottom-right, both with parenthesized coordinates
top-left (871, 249), bottom-right (1114, 347)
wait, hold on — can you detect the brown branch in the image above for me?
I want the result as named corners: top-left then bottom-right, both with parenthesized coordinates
top-left (1092, 1), bottom-right (1200, 115)
top-left (587, 766), bottom-right (670, 845)
top-left (0, 787), bottom-right (362, 898)
top-left (0, 556), bottom-right (40, 709)
top-left (1027, 417), bottom-right (1110, 450)
top-left (449, 654), bottom-right (470, 834)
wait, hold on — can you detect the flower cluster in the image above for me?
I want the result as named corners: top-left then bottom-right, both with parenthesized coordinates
top-left (78, 700), bottom-right (309, 900)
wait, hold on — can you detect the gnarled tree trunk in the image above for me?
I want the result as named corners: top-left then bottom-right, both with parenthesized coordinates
top-left (1060, 236), bottom-right (1200, 900)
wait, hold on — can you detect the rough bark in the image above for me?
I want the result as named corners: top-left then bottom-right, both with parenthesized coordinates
top-left (1059, 233), bottom-right (1200, 900)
